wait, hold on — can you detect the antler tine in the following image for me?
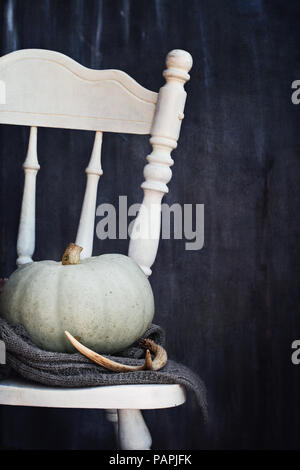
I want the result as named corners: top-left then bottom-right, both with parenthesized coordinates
top-left (65, 331), bottom-right (159, 372)
top-left (145, 348), bottom-right (153, 370)
top-left (139, 339), bottom-right (168, 370)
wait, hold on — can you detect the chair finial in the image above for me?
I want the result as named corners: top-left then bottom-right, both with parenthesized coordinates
top-left (164, 49), bottom-right (193, 83)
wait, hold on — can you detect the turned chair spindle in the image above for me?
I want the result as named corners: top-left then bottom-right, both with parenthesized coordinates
top-left (16, 126), bottom-right (40, 266)
top-left (76, 130), bottom-right (103, 258)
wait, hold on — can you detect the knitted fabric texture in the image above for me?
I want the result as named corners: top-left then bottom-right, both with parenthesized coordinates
top-left (0, 317), bottom-right (208, 421)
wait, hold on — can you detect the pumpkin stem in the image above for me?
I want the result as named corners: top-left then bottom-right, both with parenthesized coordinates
top-left (62, 243), bottom-right (83, 265)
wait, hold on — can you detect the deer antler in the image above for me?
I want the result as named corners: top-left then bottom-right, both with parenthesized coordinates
top-left (139, 339), bottom-right (168, 371)
top-left (64, 331), bottom-right (167, 372)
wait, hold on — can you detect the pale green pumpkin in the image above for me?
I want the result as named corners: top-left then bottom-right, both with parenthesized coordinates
top-left (0, 244), bottom-right (155, 354)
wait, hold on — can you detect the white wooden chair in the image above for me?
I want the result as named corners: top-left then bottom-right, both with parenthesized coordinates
top-left (0, 48), bottom-right (192, 450)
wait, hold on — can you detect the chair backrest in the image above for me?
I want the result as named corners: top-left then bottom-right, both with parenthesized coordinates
top-left (0, 48), bottom-right (192, 276)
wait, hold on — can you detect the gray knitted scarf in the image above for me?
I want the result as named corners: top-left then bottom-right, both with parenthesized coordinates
top-left (0, 317), bottom-right (208, 421)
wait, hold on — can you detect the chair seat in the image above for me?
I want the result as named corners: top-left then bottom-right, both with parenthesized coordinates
top-left (0, 378), bottom-right (186, 410)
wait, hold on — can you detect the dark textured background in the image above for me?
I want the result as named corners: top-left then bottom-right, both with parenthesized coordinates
top-left (1, 0), bottom-right (300, 450)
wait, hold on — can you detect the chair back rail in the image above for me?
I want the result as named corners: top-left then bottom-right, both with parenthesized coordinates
top-left (16, 126), bottom-right (39, 265)
top-left (0, 49), bottom-right (157, 134)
